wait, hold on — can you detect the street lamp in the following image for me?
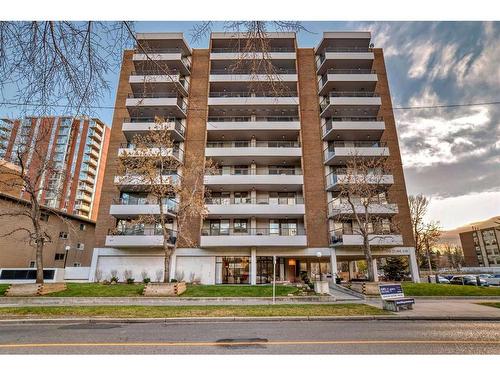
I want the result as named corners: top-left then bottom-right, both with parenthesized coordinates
top-left (63, 245), bottom-right (70, 269)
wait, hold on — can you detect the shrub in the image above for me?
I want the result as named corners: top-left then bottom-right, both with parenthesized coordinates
top-left (141, 270), bottom-right (149, 282)
top-left (110, 270), bottom-right (118, 283)
top-left (126, 278), bottom-right (135, 284)
top-left (110, 276), bottom-right (119, 283)
top-left (123, 269), bottom-right (133, 281)
top-left (170, 279), bottom-right (178, 283)
top-left (143, 277), bottom-right (151, 284)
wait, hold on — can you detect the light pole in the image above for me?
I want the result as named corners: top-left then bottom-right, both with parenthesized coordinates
top-left (63, 245), bottom-right (70, 269)
top-left (272, 255), bottom-right (276, 304)
top-left (316, 251), bottom-right (322, 281)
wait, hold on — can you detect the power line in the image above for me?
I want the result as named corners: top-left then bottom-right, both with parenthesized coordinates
top-left (0, 100), bottom-right (500, 112)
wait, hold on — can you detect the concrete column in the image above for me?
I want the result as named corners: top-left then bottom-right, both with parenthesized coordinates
top-left (251, 162), bottom-right (256, 175)
top-left (348, 261), bottom-right (355, 280)
top-left (279, 258), bottom-right (285, 281)
top-left (372, 259), bottom-right (379, 282)
top-left (170, 253), bottom-right (177, 281)
top-left (330, 248), bottom-right (338, 278)
top-left (250, 189), bottom-right (257, 203)
top-left (250, 248), bottom-right (257, 285)
top-left (409, 248), bottom-right (421, 283)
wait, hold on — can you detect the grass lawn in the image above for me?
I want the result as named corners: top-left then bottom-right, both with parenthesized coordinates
top-left (0, 284), bottom-right (10, 296)
top-left (181, 285), bottom-right (299, 297)
top-left (0, 303), bottom-right (387, 319)
top-left (402, 282), bottom-right (500, 296)
top-left (39, 283), bottom-right (300, 298)
top-left (47, 283), bottom-right (146, 297)
top-left (478, 302), bottom-right (500, 309)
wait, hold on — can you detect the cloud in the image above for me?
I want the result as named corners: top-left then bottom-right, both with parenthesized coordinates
top-left (408, 41), bottom-right (437, 79)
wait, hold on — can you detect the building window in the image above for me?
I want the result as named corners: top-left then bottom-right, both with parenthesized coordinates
top-left (40, 212), bottom-right (49, 222)
top-left (29, 261), bottom-right (35, 268)
top-left (59, 232), bottom-right (68, 239)
top-left (215, 257), bottom-right (250, 284)
top-left (76, 243), bottom-right (84, 250)
top-left (73, 262), bottom-right (81, 267)
top-left (54, 253), bottom-right (65, 261)
top-left (79, 223), bottom-right (86, 231)
top-left (233, 219), bottom-right (248, 233)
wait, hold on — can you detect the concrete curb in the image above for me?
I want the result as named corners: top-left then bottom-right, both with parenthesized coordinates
top-left (0, 315), bottom-right (499, 325)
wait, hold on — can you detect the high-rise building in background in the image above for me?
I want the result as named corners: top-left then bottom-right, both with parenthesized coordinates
top-left (460, 224), bottom-right (500, 267)
top-left (92, 31), bottom-right (420, 284)
top-left (0, 116), bottom-right (110, 221)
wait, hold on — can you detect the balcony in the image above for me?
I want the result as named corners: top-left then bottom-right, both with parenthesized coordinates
top-left (75, 202), bottom-right (91, 212)
top-left (206, 197), bottom-right (305, 218)
top-left (105, 227), bottom-right (177, 248)
top-left (323, 141), bottom-right (389, 165)
top-left (318, 69), bottom-right (378, 96)
top-left (117, 143), bottom-right (184, 164)
top-left (114, 173), bottom-right (180, 190)
top-left (76, 193), bottom-right (92, 203)
top-left (208, 91), bottom-right (299, 108)
top-left (82, 154), bottom-right (98, 167)
top-left (200, 227), bottom-right (307, 248)
top-left (320, 91), bottom-right (381, 118)
top-left (129, 70), bottom-right (189, 96)
top-left (316, 47), bottom-right (374, 74)
top-left (78, 184), bottom-right (93, 194)
top-left (322, 117), bottom-right (385, 141)
top-left (210, 47), bottom-right (296, 61)
top-left (122, 117), bottom-right (185, 142)
top-left (204, 170), bottom-right (303, 192)
top-left (209, 68), bottom-right (297, 83)
top-left (325, 169), bottom-right (394, 191)
top-left (109, 197), bottom-right (178, 218)
top-left (327, 199), bottom-right (398, 218)
top-left (329, 230), bottom-right (403, 247)
top-left (205, 141), bottom-right (301, 164)
top-left (125, 93), bottom-right (188, 118)
top-left (207, 116), bottom-right (300, 138)
top-left (133, 48), bottom-right (191, 75)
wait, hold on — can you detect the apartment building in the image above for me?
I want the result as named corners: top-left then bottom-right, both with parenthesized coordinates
top-left (92, 31), bottom-right (419, 284)
top-left (0, 116), bottom-right (110, 221)
top-left (460, 226), bottom-right (500, 267)
top-left (0, 191), bottom-right (96, 282)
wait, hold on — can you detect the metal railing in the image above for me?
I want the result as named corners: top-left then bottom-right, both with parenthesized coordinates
top-left (119, 144), bottom-right (184, 161)
top-left (130, 69), bottom-right (181, 76)
top-left (122, 117), bottom-right (186, 135)
top-left (201, 227), bottom-right (306, 236)
top-left (207, 116), bottom-right (299, 122)
top-left (109, 226), bottom-right (177, 243)
top-left (205, 197), bottom-right (305, 205)
top-left (127, 92), bottom-right (181, 98)
top-left (211, 47), bottom-right (295, 53)
top-left (209, 91), bottom-right (298, 98)
top-left (206, 140), bottom-right (300, 148)
top-left (210, 68), bottom-right (297, 75)
top-left (329, 227), bottom-right (400, 245)
top-left (327, 140), bottom-right (386, 149)
top-left (210, 168), bottom-right (301, 176)
top-left (329, 91), bottom-right (379, 97)
top-left (325, 68), bottom-right (376, 74)
top-left (322, 117), bottom-right (384, 137)
top-left (134, 47), bottom-right (184, 54)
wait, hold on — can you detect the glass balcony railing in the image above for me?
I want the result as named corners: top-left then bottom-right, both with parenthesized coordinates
top-left (329, 227), bottom-right (399, 245)
top-left (119, 143), bottom-right (184, 160)
top-left (113, 197), bottom-right (178, 213)
top-left (209, 91), bottom-right (298, 98)
top-left (205, 197), bottom-right (305, 205)
top-left (123, 117), bottom-right (185, 136)
top-left (201, 227), bottom-right (306, 236)
top-left (210, 68), bottom-right (296, 75)
top-left (206, 140), bottom-right (300, 148)
top-left (211, 47), bottom-right (295, 53)
top-left (109, 226), bottom-right (177, 244)
top-left (134, 47), bottom-right (184, 54)
top-left (207, 116), bottom-right (299, 122)
top-left (210, 168), bottom-right (301, 176)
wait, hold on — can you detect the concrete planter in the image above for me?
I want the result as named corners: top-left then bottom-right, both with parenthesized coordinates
top-left (347, 281), bottom-right (380, 296)
top-left (143, 282), bottom-right (187, 296)
top-left (314, 280), bottom-right (330, 294)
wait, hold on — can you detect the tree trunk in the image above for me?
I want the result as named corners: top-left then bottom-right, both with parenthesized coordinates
top-left (163, 243), bottom-right (171, 283)
top-left (363, 236), bottom-right (375, 282)
top-left (36, 240), bottom-right (44, 284)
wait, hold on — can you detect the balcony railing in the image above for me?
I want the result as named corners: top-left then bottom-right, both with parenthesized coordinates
top-left (326, 140), bottom-right (386, 149)
top-left (211, 47), bottom-right (295, 53)
top-left (329, 228), bottom-right (400, 245)
top-left (113, 197), bottom-right (178, 213)
top-left (201, 227), bottom-right (306, 236)
top-left (210, 68), bottom-right (297, 75)
top-left (120, 143), bottom-right (183, 157)
top-left (211, 168), bottom-right (301, 176)
top-left (329, 91), bottom-right (379, 97)
top-left (322, 117), bottom-right (384, 137)
top-left (135, 47), bottom-right (184, 54)
top-left (208, 116), bottom-right (299, 122)
top-left (108, 226), bottom-right (177, 244)
top-left (130, 69), bottom-right (180, 76)
top-left (325, 68), bottom-right (376, 75)
top-left (206, 140), bottom-right (300, 148)
top-left (205, 197), bottom-right (305, 205)
top-left (123, 117), bottom-right (186, 135)
top-left (209, 91), bottom-right (298, 98)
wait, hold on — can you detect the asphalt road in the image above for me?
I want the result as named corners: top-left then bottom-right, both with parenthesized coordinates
top-left (0, 320), bottom-right (499, 354)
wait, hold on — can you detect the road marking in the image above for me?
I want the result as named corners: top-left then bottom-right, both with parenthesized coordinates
top-left (0, 339), bottom-right (499, 349)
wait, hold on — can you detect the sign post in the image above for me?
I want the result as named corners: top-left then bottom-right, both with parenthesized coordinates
top-left (272, 255), bottom-right (276, 304)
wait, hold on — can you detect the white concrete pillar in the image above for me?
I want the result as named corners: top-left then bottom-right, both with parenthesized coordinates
top-left (250, 248), bottom-right (257, 285)
top-left (330, 248), bottom-right (338, 278)
top-left (348, 261), bottom-right (355, 280)
top-left (372, 259), bottom-right (379, 282)
top-left (170, 253), bottom-right (177, 281)
top-left (409, 248), bottom-right (421, 283)
top-left (279, 258), bottom-right (285, 281)
top-left (250, 189), bottom-right (257, 203)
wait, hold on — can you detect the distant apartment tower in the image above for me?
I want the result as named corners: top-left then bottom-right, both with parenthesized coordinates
top-left (92, 31), bottom-right (419, 284)
top-left (0, 116), bottom-right (110, 220)
top-left (460, 226), bottom-right (500, 267)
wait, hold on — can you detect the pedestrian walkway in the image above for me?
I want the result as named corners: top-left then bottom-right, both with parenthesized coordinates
top-left (328, 285), bottom-right (363, 301)
top-left (366, 298), bottom-right (500, 318)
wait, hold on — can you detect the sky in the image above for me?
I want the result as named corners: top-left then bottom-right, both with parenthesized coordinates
top-left (1, 21), bottom-right (499, 230)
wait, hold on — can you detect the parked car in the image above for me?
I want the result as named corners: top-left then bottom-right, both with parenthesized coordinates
top-left (437, 275), bottom-right (450, 284)
top-left (449, 275), bottom-right (489, 286)
top-left (478, 274), bottom-right (493, 279)
top-left (484, 274), bottom-right (500, 286)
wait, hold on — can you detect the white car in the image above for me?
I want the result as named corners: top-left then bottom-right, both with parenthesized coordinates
top-left (484, 274), bottom-right (500, 286)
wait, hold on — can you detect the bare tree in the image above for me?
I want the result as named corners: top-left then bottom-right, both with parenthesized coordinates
top-left (0, 121), bottom-right (79, 283)
top-left (332, 154), bottom-right (398, 282)
top-left (116, 119), bottom-right (216, 283)
top-left (421, 221), bottom-right (441, 273)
